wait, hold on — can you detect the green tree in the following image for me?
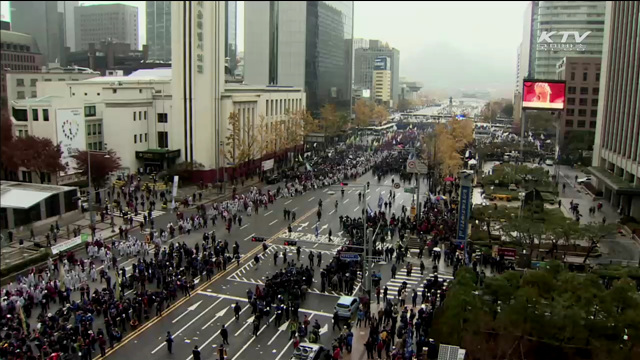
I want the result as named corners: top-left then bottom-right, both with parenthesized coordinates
top-left (545, 216), bottom-right (582, 258)
top-left (434, 264), bottom-right (640, 360)
top-left (396, 98), bottom-right (411, 112)
top-left (581, 222), bottom-right (617, 263)
top-left (502, 102), bottom-right (514, 118)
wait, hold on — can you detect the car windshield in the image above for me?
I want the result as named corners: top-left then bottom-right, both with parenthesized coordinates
top-left (336, 303), bottom-right (350, 309)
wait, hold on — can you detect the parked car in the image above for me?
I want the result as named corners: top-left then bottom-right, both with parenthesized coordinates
top-left (577, 176), bottom-right (592, 185)
top-left (545, 159), bottom-right (554, 166)
top-left (265, 174), bottom-right (281, 184)
top-left (335, 296), bottom-right (359, 318)
top-left (508, 184), bottom-right (518, 191)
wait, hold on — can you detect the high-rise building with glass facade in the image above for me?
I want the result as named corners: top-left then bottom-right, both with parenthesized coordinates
top-left (531, 1), bottom-right (606, 80)
top-left (590, 1), bottom-right (640, 219)
top-left (146, 1), bottom-right (172, 62)
top-left (225, 1), bottom-right (237, 73)
top-left (244, 1), bottom-right (354, 114)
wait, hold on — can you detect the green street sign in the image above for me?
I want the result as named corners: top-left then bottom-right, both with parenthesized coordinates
top-left (404, 187), bottom-right (415, 194)
top-left (81, 233), bottom-right (89, 242)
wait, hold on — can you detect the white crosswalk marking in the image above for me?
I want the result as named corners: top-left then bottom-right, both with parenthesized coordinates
top-left (382, 268), bottom-right (424, 294)
top-left (111, 209), bottom-right (164, 223)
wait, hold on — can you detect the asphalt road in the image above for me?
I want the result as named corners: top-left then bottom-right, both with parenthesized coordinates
top-left (97, 171), bottom-right (452, 360)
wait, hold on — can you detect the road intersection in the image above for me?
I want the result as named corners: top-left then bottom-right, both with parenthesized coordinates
top-left (96, 172), bottom-right (452, 360)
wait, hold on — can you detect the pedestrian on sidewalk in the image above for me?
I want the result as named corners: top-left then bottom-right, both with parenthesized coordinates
top-left (221, 325), bottom-right (229, 345)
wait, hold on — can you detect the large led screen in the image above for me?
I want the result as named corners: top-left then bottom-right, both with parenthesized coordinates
top-left (522, 80), bottom-right (566, 110)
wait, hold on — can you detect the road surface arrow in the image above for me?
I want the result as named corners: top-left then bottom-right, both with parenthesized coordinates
top-left (203, 306), bottom-right (229, 329)
top-left (234, 315), bottom-right (255, 336)
top-left (297, 222), bottom-right (309, 231)
top-left (172, 300), bottom-right (202, 323)
top-left (320, 324), bottom-right (329, 335)
top-left (319, 224), bottom-right (329, 232)
top-left (268, 321), bottom-right (291, 346)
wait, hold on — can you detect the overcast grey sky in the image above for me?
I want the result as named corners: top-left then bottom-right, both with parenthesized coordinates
top-left (1, 1), bottom-right (527, 96)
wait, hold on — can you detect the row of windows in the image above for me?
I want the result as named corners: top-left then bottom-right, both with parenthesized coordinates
top-left (567, 86), bottom-right (599, 96)
top-left (88, 142), bottom-right (104, 151)
top-left (30, 108), bottom-right (50, 122)
top-left (5, 64), bottom-right (40, 72)
top-left (2, 53), bottom-right (37, 63)
top-left (87, 123), bottom-right (102, 136)
top-left (266, 98), bottom-right (303, 117)
top-left (0, 43), bottom-right (31, 52)
top-left (16, 91), bottom-right (37, 99)
top-left (566, 108), bottom-right (598, 118)
top-left (565, 120), bottom-right (597, 129)
top-left (567, 98), bottom-right (598, 107)
top-left (570, 71), bottom-right (600, 82)
top-left (133, 110), bottom-right (148, 121)
top-left (134, 133), bottom-right (148, 144)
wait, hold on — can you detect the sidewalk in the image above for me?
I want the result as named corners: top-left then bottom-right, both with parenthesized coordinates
top-left (1, 178), bottom-right (264, 280)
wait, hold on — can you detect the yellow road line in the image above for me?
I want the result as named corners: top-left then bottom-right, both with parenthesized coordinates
top-left (103, 207), bottom-right (316, 358)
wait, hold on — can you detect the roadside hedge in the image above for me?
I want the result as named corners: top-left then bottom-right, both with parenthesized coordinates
top-left (1, 248), bottom-right (52, 281)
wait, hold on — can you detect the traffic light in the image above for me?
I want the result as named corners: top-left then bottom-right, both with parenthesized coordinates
top-left (252, 236), bottom-right (266, 242)
top-left (283, 240), bottom-right (297, 246)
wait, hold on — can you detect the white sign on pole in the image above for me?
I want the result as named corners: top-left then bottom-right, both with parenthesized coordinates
top-left (56, 108), bottom-right (86, 175)
top-left (406, 159), bottom-right (428, 174)
top-left (172, 175), bottom-right (179, 197)
top-left (262, 159), bottom-right (274, 171)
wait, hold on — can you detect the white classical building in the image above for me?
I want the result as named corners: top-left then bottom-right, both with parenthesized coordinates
top-left (8, 1), bottom-right (305, 186)
top-left (9, 68), bottom-right (305, 185)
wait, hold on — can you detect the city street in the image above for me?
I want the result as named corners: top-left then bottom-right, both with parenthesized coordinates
top-left (22, 170), bottom-right (453, 360)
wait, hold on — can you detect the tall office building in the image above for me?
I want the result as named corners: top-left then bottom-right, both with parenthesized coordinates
top-left (171, 1), bottom-right (226, 170)
top-left (590, 1), bottom-right (640, 218)
top-left (373, 56), bottom-right (391, 106)
top-left (555, 56), bottom-right (601, 149)
top-left (353, 40), bottom-right (400, 107)
top-left (146, 1), bottom-right (172, 62)
top-left (531, 1), bottom-right (605, 79)
top-left (225, 1), bottom-right (237, 73)
top-left (75, 3), bottom-right (139, 51)
top-left (60, 1), bottom-right (78, 51)
top-left (244, 1), bottom-right (354, 114)
top-left (10, 1), bottom-right (65, 64)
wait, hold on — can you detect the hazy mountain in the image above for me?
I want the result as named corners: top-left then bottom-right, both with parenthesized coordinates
top-left (402, 41), bottom-right (516, 99)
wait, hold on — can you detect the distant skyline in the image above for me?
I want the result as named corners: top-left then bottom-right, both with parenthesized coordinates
top-left (1, 1), bottom-right (526, 97)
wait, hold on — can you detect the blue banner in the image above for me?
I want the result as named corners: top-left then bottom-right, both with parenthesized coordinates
top-left (456, 185), bottom-right (472, 243)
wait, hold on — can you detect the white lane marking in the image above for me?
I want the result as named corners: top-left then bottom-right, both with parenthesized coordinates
top-left (343, 198), bottom-right (350, 204)
top-left (232, 315), bottom-right (277, 360)
top-left (308, 197), bottom-right (315, 202)
top-left (187, 305), bottom-right (251, 360)
top-left (367, 196), bottom-right (371, 201)
top-left (354, 206), bottom-right (360, 212)
top-left (151, 298), bottom-right (222, 353)
top-left (292, 207), bottom-right (298, 211)
top-left (264, 210), bottom-right (273, 216)
top-left (269, 219), bottom-right (278, 225)
top-left (244, 233), bottom-right (256, 241)
top-left (329, 210), bottom-right (335, 215)
top-left (285, 200), bottom-right (292, 204)
top-left (241, 223), bottom-right (250, 229)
